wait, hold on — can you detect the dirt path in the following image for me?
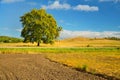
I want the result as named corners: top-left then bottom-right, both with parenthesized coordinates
top-left (0, 54), bottom-right (106, 80)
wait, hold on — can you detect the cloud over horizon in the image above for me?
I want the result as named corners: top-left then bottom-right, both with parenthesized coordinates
top-left (60, 30), bottom-right (120, 39)
top-left (42, 1), bottom-right (99, 11)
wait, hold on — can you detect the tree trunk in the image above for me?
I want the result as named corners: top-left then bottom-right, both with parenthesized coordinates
top-left (37, 42), bottom-right (40, 46)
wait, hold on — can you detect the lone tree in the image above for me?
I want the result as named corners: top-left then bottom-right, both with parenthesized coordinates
top-left (20, 9), bottom-right (62, 46)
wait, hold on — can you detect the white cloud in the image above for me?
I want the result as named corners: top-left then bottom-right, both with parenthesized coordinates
top-left (42, 1), bottom-right (71, 10)
top-left (1, 0), bottom-right (24, 3)
top-left (99, 0), bottom-right (120, 3)
top-left (60, 30), bottom-right (120, 39)
top-left (73, 5), bottom-right (99, 11)
top-left (41, 1), bottom-right (99, 11)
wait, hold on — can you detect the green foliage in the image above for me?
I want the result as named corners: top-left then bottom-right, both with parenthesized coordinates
top-left (76, 64), bottom-right (88, 72)
top-left (20, 9), bottom-right (62, 46)
top-left (81, 65), bottom-right (87, 71)
top-left (0, 36), bottom-right (23, 43)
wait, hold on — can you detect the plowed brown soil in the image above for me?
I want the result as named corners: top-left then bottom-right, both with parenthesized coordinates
top-left (0, 54), bottom-right (107, 80)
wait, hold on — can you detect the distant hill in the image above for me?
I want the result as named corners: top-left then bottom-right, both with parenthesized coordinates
top-left (58, 36), bottom-right (120, 47)
top-left (62, 37), bottom-right (90, 42)
top-left (0, 36), bottom-right (23, 43)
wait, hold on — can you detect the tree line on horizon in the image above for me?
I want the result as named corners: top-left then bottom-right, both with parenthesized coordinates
top-left (104, 37), bottom-right (120, 40)
top-left (0, 36), bottom-right (23, 43)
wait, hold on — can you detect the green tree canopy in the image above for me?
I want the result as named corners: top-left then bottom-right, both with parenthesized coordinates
top-left (20, 9), bottom-right (62, 46)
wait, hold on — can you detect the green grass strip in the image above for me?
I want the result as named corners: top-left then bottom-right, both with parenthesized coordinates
top-left (0, 47), bottom-right (120, 54)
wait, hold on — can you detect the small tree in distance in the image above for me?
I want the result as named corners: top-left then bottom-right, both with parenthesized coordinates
top-left (20, 9), bottom-right (62, 46)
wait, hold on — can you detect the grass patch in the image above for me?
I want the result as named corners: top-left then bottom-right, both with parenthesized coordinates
top-left (76, 64), bottom-right (88, 72)
top-left (81, 65), bottom-right (87, 71)
top-left (0, 47), bottom-right (119, 54)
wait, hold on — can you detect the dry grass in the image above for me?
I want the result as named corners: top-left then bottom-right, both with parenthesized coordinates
top-left (59, 37), bottom-right (120, 47)
top-left (45, 49), bottom-right (120, 79)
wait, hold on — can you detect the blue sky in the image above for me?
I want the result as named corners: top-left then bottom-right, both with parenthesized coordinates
top-left (0, 0), bottom-right (120, 38)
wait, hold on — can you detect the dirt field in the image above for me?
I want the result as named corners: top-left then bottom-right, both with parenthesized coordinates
top-left (0, 54), bottom-right (107, 80)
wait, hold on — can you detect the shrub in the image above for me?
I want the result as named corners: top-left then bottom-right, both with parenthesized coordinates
top-left (81, 65), bottom-right (87, 71)
top-left (87, 44), bottom-right (90, 47)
